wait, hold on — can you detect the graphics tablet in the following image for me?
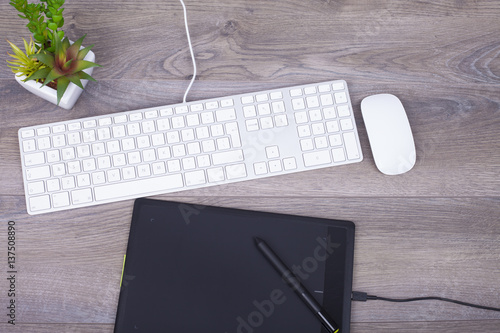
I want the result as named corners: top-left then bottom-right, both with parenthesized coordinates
top-left (114, 198), bottom-right (355, 333)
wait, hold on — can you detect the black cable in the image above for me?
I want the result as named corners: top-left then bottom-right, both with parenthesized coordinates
top-left (351, 291), bottom-right (500, 312)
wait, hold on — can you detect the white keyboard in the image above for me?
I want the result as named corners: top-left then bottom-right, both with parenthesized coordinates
top-left (18, 80), bottom-right (363, 215)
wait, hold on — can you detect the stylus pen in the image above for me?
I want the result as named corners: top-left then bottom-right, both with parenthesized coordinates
top-left (254, 237), bottom-right (340, 333)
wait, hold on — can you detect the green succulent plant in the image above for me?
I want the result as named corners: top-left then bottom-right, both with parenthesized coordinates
top-left (9, 0), bottom-right (66, 53)
top-left (27, 33), bottom-right (101, 105)
top-left (6, 37), bottom-right (46, 80)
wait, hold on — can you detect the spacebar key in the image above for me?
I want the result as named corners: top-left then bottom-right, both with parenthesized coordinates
top-left (94, 174), bottom-right (184, 201)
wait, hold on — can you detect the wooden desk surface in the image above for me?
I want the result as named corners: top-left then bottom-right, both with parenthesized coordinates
top-left (1, 1), bottom-right (499, 332)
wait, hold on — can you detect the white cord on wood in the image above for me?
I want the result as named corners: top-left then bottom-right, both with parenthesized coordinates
top-left (179, 0), bottom-right (197, 103)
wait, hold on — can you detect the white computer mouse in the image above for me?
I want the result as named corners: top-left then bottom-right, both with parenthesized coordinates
top-left (360, 94), bottom-right (416, 175)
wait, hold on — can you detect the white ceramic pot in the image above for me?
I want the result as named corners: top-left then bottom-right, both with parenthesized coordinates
top-left (14, 49), bottom-right (95, 110)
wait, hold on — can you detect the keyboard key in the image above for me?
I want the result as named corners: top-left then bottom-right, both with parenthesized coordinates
top-left (326, 121), bottom-right (340, 133)
top-left (297, 125), bottom-right (311, 137)
top-left (329, 134), bottom-right (342, 147)
top-left (309, 109), bottom-right (322, 122)
top-left (82, 130), bottom-right (97, 142)
top-left (221, 99), bottom-right (234, 107)
top-left (186, 114), bottom-right (200, 127)
top-left (212, 149), bottom-right (244, 165)
top-left (292, 98), bottom-right (305, 110)
top-left (175, 106), bottom-right (189, 114)
top-left (303, 150), bottom-right (332, 167)
top-left (343, 132), bottom-right (361, 160)
top-left (52, 163), bottom-right (66, 177)
top-left (83, 159), bottom-right (97, 172)
top-left (207, 167), bottom-right (224, 182)
top-left (312, 123), bottom-right (325, 135)
top-left (256, 94), bottom-right (268, 102)
top-left (334, 92), bottom-right (348, 104)
top-left (92, 171), bottom-right (106, 185)
top-left (26, 166), bottom-right (50, 181)
top-left (137, 165), bottom-right (151, 177)
top-left (98, 118), bottom-right (112, 126)
top-left (323, 107), bottom-right (336, 119)
top-left (275, 115), bottom-right (288, 127)
top-left (257, 103), bottom-right (271, 115)
top-left (46, 179), bottom-right (60, 192)
top-left (332, 148), bottom-right (346, 162)
top-left (241, 96), bottom-right (254, 104)
top-left (253, 162), bottom-right (267, 175)
top-left (94, 174), bottom-right (184, 201)
top-left (318, 84), bottom-right (330, 93)
top-left (283, 157), bottom-right (297, 170)
top-left (21, 129), bottom-right (35, 138)
top-left (201, 112), bottom-right (215, 124)
top-left (114, 115), bottom-right (127, 123)
top-left (216, 108), bottom-right (236, 122)
top-left (294, 112), bottom-right (308, 124)
top-left (243, 105), bottom-right (257, 118)
top-left (314, 136), bottom-right (328, 149)
top-left (226, 164), bottom-right (247, 180)
top-left (182, 157), bottom-right (196, 170)
top-left (245, 119), bottom-right (259, 131)
top-left (27, 181), bottom-right (45, 195)
top-left (271, 101), bottom-right (285, 113)
top-left (270, 91), bottom-right (282, 100)
top-left (306, 96), bottom-right (320, 108)
top-left (77, 174), bottom-right (91, 187)
top-left (268, 160), bottom-right (282, 173)
top-left (332, 82), bottom-right (345, 90)
top-left (68, 132), bottom-right (82, 144)
top-left (260, 117), bottom-right (274, 129)
top-left (53, 134), bottom-right (66, 147)
top-left (62, 176), bottom-right (76, 189)
top-left (52, 124), bottom-right (66, 133)
top-left (320, 94), bottom-right (334, 106)
top-left (53, 192), bottom-right (70, 208)
top-left (29, 195), bottom-right (51, 212)
top-left (24, 152), bottom-right (45, 167)
top-left (337, 105), bottom-right (351, 117)
top-left (304, 86), bottom-right (317, 95)
top-left (340, 119), bottom-right (354, 131)
top-left (300, 139), bottom-right (314, 151)
top-left (47, 150), bottom-right (61, 162)
top-left (71, 188), bottom-right (93, 205)
top-left (145, 110), bottom-right (158, 119)
top-left (152, 162), bottom-right (166, 175)
top-left (185, 170), bottom-right (206, 186)
top-left (225, 122), bottom-right (242, 148)
top-left (67, 161), bottom-right (81, 174)
top-left (22, 139), bottom-right (36, 152)
top-left (197, 155), bottom-right (211, 168)
top-left (83, 120), bottom-right (97, 128)
top-left (206, 101), bottom-right (218, 110)
top-left (266, 146), bottom-right (280, 159)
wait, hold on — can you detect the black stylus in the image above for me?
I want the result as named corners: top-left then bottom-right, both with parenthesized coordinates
top-left (254, 237), bottom-right (340, 333)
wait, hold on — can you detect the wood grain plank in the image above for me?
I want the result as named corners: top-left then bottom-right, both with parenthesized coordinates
top-left (1, 80), bottom-right (498, 197)
top-left (1, 1), bottom-right (499, 84)
top-left (3, 320), bottom-right (500, 333)
top-left (1, 196), bottom-right (498, 324)
top-left (1, 1), bottom-right (499, 331)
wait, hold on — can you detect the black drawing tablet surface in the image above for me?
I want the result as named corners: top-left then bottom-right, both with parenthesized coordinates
top-left (114, 198), bottom-right (355, 333)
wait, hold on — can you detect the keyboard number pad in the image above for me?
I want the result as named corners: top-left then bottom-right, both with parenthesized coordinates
top-left (292, 82), bottom-right (361, 166)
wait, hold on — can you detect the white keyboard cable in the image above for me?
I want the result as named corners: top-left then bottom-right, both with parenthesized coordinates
top-left (179, 0), bottom-right (197, 104)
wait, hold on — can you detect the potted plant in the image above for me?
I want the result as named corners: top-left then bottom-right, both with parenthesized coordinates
top-left (6, 0), bottom-right (100, 109)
